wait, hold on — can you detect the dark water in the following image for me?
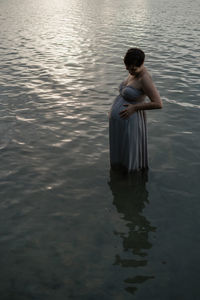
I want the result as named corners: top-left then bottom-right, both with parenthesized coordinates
top-left (0, 0), bottom-right (200, 299)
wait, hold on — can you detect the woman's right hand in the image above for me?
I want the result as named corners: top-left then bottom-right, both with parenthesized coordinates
top-left (119, 104), bottom-right (136, 119)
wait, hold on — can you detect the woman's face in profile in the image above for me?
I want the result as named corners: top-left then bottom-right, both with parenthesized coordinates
top-left (126, 63), bottom-right (144, 76)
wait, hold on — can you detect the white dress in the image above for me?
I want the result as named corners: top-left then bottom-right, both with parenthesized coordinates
top-left (109, 81), bottom-right (148, 172)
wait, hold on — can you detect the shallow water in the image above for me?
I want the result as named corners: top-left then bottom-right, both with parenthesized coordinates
top-left (0, 0), bottom-right (200, 299)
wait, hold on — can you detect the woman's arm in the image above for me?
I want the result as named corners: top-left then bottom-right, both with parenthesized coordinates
top-left (120, 73), bottom-right (162, 119)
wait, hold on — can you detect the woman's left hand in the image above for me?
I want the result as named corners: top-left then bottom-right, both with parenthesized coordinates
top-left (119, 104), bottom-right (136, 119)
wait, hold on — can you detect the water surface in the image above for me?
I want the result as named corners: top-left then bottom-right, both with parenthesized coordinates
top-left (0, 0), bottom-right (200, 299)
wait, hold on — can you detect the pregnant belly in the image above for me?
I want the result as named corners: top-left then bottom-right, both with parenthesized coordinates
top-left (110, 95), bottom-right (128, 120)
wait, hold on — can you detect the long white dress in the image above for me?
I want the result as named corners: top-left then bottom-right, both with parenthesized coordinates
top-left (109, 81), bottom-right (148, 172)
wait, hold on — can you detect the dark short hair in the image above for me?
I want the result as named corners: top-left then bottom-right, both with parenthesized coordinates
top-left (124, 48), bottom-right (145, 67)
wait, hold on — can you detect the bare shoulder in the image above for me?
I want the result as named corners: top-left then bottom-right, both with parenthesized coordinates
top-left (140, 68), bottom-right (153, 84)
top-left (139, 68), bottom-right (162, 106)
top-left (139, 68), bottom-right (159, 93)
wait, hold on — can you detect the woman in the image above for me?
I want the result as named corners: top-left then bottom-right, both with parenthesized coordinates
top-left (109, 48), bottom-right (162, 173)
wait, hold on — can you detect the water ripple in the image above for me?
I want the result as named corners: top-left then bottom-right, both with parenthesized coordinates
top-left (1, 0), bottom-right (200, 298)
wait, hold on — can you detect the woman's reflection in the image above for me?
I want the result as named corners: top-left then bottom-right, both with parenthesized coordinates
top-left (108, 170), bottom-right (156, 295)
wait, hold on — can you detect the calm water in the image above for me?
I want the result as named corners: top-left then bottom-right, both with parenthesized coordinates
top-left (0, 0), bottom-right (200, 299)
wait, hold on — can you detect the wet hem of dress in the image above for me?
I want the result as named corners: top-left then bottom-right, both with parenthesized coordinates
top-left (110, 163), bottom-right (149, 174)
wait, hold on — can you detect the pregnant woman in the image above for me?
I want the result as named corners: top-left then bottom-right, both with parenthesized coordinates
top-left (109, 48), bottom-right (163, 173)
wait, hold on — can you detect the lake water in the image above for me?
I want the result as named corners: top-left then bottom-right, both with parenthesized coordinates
top-left (0, 0), bottom-right (200, 299)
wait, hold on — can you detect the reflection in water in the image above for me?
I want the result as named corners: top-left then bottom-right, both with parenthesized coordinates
top-left (108, 170), bottom-right (156, 295)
